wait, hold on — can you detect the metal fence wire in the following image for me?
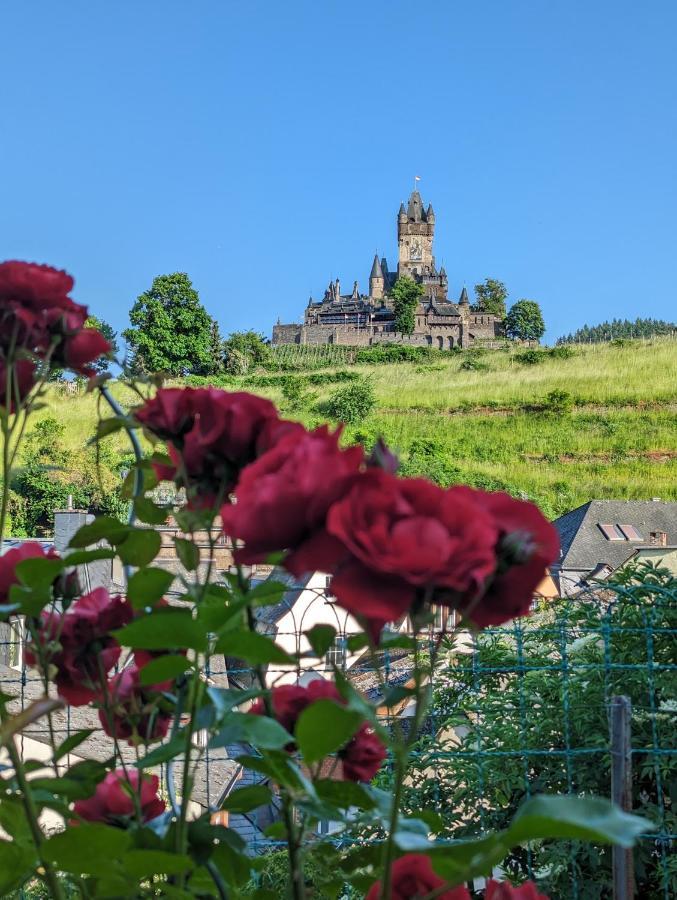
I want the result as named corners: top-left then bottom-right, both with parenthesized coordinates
top-left (1, 570), bottom-right (675, 899)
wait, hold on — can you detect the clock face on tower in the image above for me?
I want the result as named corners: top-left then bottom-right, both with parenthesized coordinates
top-left (410, 239), bottom-right (422, 261)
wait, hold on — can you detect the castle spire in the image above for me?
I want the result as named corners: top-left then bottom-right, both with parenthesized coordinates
top-left (459, 286), bottom-right (469, 305)
top-left (370, 253), bottom-right (384, 279)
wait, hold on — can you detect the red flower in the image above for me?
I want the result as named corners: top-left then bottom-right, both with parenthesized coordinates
top-left (326, 471), bottom-right (498, 636)
top-left (0, 542), bottom-right (50, 604)
top-left (250, 679), bottom-right (386, 782)
top-left (449, 490), bottom-right (560, 627)
top-left (0, 261), bottom-right (74, 309)
top-left (136, 388), bottom-right (280, 500)
top-left (62, 327), bottom-right (112, 376)
top-left (73, 769), bottom-right (165, 824)
top-left (365, 854), bottom-right (470, 900)
top-left (0, 358), bottom-right (37, 412)
top-left (99, 665), bottom-right (171, 745)
top-left (222, 425), bottom-right (364, 573)
top-left (28, 588), bottom-right (133, 706)
top-left (484, 879), bottom-right (550, 899)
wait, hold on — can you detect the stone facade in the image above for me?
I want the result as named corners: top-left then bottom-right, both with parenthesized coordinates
top-left (273, 188), bottom-right (505, 348)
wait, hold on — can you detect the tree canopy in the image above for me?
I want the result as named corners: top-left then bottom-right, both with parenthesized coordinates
top-left (223, 330), bottom-right (271, 374)
top-left (390, 276), bottom-right (424, 334)
top-left (473, 278), bottom-right (508, 317)
top-left (505, 299), bottom-right (545, 342)
top-left (85, 316), bottom-right (119, 373)
top-left (557, 316), bottom-right (676, 344)
top-left (123, 273), bottom-right (216, 376)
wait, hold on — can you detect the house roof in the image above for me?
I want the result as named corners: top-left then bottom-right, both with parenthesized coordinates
top-left (553, 500), bottom-right (677, 572)
top-left (252, 569), bottom-right (314, 629)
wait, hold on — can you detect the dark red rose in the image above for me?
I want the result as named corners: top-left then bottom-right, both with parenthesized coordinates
top-left (0, 358), bottom-right (37, 412)
top-left (340, 723), bottom-right (387, 782)
top-left (251, 679), bottom-right (385, 782)
top-left (62, 327), bottom-right (112, 376)
top-left (222, 425), bottom-right (364, 573)
top-left (99, 665), bottom-right (171, 745)
top-left (73, 769), bottom-right (165, 824)
top-left (34, 588), bottom-right (133, 706)
top-left (326, 471), bottom-right (498, 636)
top-left (0, 261), bottom-right (74, 308)
top-left (134, 387), bottom-right (200, 440)
top-left (484, 879), bottom-right (550, 899)
top-left (449, 489), bottom-right (560, 627)
top-left (366, 854), bottom-right (470, 900)
top-left (0, 542), bottom-right (50, 604)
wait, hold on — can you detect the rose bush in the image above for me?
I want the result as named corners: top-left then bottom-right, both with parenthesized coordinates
top-left (0, 260), bottom-right (651, 900)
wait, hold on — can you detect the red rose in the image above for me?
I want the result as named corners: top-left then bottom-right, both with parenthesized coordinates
top-left (99, 665), bottom-right (171, 745)
top-left (0, 542), bottom-right (50, 604)
top-left (251, 680), bottom-right (386, 782)
top-left (366, 854), bottom-right (470, 900)
top-left (63, 327), bottom-right (112, 376)
top-left (0, 261), bottom-right (74, 308)
top-left (0, 358), bottom-right (37, 412)
top-left (484, 879), bottom-right (550, 899)
top-left (222, 425), bottom-right (364, 573)
top-left (137, 388), bottom-right (280, 500)
top-left (73, 769), bottom-right (165, 824)
top-left (32, 588), bottom-right (133, 706)
top-left (326, 471), bottom-right (498, 636)
top-left (341, 723), bottom-right (387, 782)
top-left (449, 490), bottom-right (560, 627)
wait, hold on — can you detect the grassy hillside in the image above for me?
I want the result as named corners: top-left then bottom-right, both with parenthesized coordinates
top-left (16, 338), bottom-right (677, 526)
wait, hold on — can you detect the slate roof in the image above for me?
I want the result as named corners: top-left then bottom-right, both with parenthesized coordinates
top-left (252, 569), bottom-right (313, 630)
top-left (553, 500), bottom-right (677, 572)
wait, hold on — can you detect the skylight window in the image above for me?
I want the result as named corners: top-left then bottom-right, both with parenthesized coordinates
top-left (598, 524), bottom-right (625, 541)
top-left (618, 524), bottom-right (644, 541)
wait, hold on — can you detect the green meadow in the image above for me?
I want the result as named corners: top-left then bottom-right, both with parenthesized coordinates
top-left (24, 338), bottom-right (677, 522)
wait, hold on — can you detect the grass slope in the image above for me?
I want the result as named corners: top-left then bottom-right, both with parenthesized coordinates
top-left (28, 339), bottom-right (677, 520)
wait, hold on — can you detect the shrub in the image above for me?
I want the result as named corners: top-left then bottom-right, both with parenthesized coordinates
top-left (515, 349), bottom-right (547, 365)
top-left (544, 389), bottom-right (573, 412)
top-left (549, 344), bottom-right (576, 359)
top-left (323, 378), bottom-right (376, 424)
top-left (460, 356), bottom-right (489, 372)
top-left (279, 375), bottom-right (315, 412)
top-left (355, 344), bottom-right (438, 364)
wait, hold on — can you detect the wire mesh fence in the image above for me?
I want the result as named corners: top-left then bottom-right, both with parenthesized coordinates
top-left (1, 568), bottom-right (675, 899)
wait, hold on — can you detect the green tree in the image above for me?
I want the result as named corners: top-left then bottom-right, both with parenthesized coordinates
top-left (223, 330), bottom-right (271, 374)
top-left (206, 320), bottom-right (225, 375)
top-left (123, 273), bottom-right (215, 375)
top-left (85, 316), bottom-right (119, 373)
top-left (505, 299), bottom-right (545, 342)
top-left (473, 278), bottom-right (508, 317)
top-left (390, 276), bottom-right (424, 334)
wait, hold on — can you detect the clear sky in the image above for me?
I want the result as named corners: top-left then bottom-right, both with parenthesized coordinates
top-left (1, 1), bottom-right (675, 344)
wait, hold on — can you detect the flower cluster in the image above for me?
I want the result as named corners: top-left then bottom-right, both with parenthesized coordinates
top-left (250, 680), bottom-right (386, 782)
top-left (99, 664), bottom-right (172, 745)
top-left (365, 855), bottom-right (550, 900)
top-left (0, 260), bottom-right (111, 408)
top-left (73, 770), bottom-right (165, 824)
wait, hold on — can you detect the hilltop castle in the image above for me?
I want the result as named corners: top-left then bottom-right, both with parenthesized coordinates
top-left (272, 188), bottom-right (505, 349)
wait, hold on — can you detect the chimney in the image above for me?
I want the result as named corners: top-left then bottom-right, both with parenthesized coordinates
top-left (54, 505), bottom-right (92, 553)
top-left (649, 531), bottom-right (668, 547)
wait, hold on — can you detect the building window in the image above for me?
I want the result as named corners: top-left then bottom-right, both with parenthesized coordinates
top-left (325, 634), bottom-right (347, 670)
top-left (324, 575), bottom-right (335, 600)
top-left (598, 523), bottom-right (625, 541)
top-left (618, 524), bottom-right (643, 541)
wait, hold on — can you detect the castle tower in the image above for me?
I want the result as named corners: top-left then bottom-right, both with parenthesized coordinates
top-left (369, 253), bottom-right (385, 300)
top-left (398, 190), bottom-right (435, 279)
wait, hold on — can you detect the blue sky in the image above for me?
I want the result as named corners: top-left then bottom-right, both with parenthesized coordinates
top-left (1, 1), bottom-right (675, 344)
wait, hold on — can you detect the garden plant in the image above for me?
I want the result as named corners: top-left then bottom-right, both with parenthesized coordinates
top-left (0, 261), bottom-right (653, 898)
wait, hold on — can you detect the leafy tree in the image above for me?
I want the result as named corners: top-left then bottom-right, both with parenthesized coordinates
top-left (505, 299), bottom-right (545, 342)
top-left (473, 278), bottom-right (508, 317)
top-left (206, 320), bottom-right (225, 376)
top-left (85, 316), bottom-right (119, 373)
top-left (557, 317), bottom-right (677, 344)
top-left (223, 330), bottom-right (271, 374)
top-left (390, 277), bottom-right (424, 334)
top-left (123, 273), bottom-right (216, 376)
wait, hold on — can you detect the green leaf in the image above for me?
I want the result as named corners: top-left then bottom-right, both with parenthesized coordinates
top-left (139, 654), bottom-right (191, 686)
top-left (236, 752), bottom-right (305, 791)
top-left (507, 794), bottom-right (653, 849)
top-left (0, 840), bottom-right (36, 895)
top-left (68, 515), bottom-right (130, 548)
top-left (295, 699), bottom-right (363, 764)
top-left (0, 697), bottom-right (65, 746)
top-left (127, 567), bottom-right (174, 608)
top-left (114, 608), bottom-right (208, 651)
top-left (15, 556), bottom-right (64, 588)
top-left (197, 587), bottom-right (247, 631)
top-left (209, 711), bottom-right (293, 750)
top-left (346, 633), bottom-right (369, 653)
top-left (314, 778), bottom-right (376, 810)
top-left (63, 548), bottom-right (115, 566)
top-left (220, 784), bottom-right (272, 813)
top-left (30, 775), bottom-right (95, 800)
top-left (136, 735), bottom-right (187, 768)
top-left (134, 496), bottom-right (169, 525)
top-left (122, 849), bottom-right (193, 878)
top-left (53, 729), bottom-right (96, 762)
top-left (117, 528), bottom-right (162, 567)
top-left (122, 464), bottom-right (158, 500)
top-left (44, 823), bottom-right (132, 875)
top-left (215, 629), bottom-right (295, 665)
top-left (246, 579), bottom-right (287, 607)
top-left (175, 537), bottom-right (200, 571)
top-left (93, 416), bottom-right (126, 439)
top-left (305, 624), bottom-right (336, 657)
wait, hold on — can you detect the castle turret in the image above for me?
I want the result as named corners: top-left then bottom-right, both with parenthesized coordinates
top-left (351, 280), bottom-right (360, 300)
top-left (459, 286), bottom-right (469, 306)
top-left (426, 203), bottom-right (435, 223)
top-left (398, 202), bottom-right (407, 224)
top-left (398, 189), bottom-right (435, 279)
top-left (369, 253), bottom-right (385, 300)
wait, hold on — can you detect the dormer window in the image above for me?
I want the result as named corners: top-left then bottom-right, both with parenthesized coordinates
top-left (598, 523), bottom-right (644, 541)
